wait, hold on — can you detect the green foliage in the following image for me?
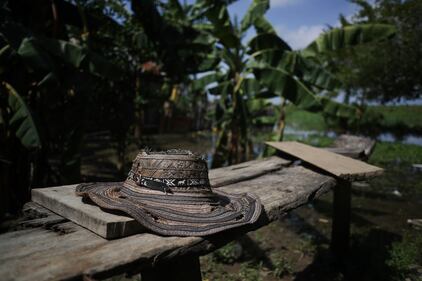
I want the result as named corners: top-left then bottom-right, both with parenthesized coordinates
top-left (241, 0), bottom-right (270, 33)
top-left (131, 0), bottom-right (218, 78)
top-left (301, 24), bottom-right (396, 58)
top-left (246, 19), bottom-right (395, 144)
top-left (335, 0), bottom-right (422, 103)
top-left (367, 105), bottom-right (422, 131)
top-left (238, 262), bottom-right (263, 281)
top-left (193, 0), bottom-right (394, 164)
top-left (0, 82), bottom-right (41, 150)
top-left (284, 105), bottom-right (327, 131)
top-left (193, 0), bottom-right (240, 49)
top-left (212, 242), bottom-right (242, 264)
top-left (0, 0), bottom-right (138, 211)
top-left (369, 142), bottom-right (422, 166)
top-left (387, 231), bottom-right (422, 280)
top-left (297, 235), bottom-right (318, 255)
top-left (271, 254), bottom-right (293, 278)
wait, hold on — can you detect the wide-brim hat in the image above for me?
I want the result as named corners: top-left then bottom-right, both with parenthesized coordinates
top-left (76, 150), bottom-right (262, 236)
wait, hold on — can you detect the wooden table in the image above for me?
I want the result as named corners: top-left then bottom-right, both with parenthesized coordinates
top-left (0, 136), bottom-right (380, 280)
top-left (0, 156), bottom-right (339, 281)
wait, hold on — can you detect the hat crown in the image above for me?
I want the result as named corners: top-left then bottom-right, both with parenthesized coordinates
top-left (126, 150), bottom-right (210, 192)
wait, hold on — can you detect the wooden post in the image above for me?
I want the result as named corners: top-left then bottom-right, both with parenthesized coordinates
top-left (331, 179), bottom-right (351, 260)
top-left (142, 255), bottom-right (202, 281)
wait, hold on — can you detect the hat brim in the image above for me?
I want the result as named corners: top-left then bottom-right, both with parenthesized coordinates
top-left (76, 182), bottom-right (262, 236)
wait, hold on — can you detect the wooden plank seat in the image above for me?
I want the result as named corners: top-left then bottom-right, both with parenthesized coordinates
top-left (0, 156), bottom-right (336, 281)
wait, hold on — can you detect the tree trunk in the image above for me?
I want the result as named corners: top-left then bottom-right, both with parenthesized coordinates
top-left (276, 98), bottom-right (287, 141)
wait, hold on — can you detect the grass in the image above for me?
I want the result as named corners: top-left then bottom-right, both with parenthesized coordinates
top-left (270, 254), bottom-right (293, 278)
top-left (368, 105), bottom-right (422, 131)
top-left (369, 142), bottom-right (422, 166)
top-left (284, 105), bottom-right (327, 131)
top-left (283, 104), bottom-right (422, 134)
top-left (212, 242), bottom-right (242, 264)
top-left (387, 231), bottom-right (422, 281)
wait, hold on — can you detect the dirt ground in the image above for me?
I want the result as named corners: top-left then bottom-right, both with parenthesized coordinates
top-left (200, 178), bottom-right (422, 281)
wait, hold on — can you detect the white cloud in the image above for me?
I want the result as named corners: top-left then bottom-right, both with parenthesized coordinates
top-left (270, 0), bottom-right (302, 8)
top-left (276, 24), bottom-right (325, 50)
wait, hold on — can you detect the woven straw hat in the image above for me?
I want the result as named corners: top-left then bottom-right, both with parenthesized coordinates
top-left (76, 150), bottom-right (262, 236)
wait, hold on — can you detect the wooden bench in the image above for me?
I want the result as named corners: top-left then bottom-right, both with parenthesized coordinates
top-left (0, 140), bottom-right (380, 280)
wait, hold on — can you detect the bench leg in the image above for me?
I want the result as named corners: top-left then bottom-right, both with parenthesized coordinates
top-left (142, 255), bottom-right (202, 281)
top-left (331, 179), bottom-right (351, 260)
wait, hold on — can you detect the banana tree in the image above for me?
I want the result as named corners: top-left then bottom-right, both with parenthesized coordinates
top-left (249, 20), bottom-right (396, 141)
top-left (129, 0), bottom-right (221, 135)
top-left (192, 0), bottom-right (395, 165)
top-left (190, 0), bottom-right (266, 167)
top-left (0, 0), bottom-right (130, 215)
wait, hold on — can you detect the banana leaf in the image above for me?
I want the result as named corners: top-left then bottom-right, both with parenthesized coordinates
top-left (208, 81), bottom-right (233, 96)
top-left (252, 66), bottom-right (360, 120)
top-left (1, 81), bottom-right (41, 149)
top-left (253, 16), bottom-right (276, 34)
top-left (201, 3), bottom-right (240, 48)
top-left (251, 49), bottom-right (341, 91)
top-left (241, 78), bottom-right (261, 97)
top-left (17, 37), bottom-right (120, 80)
top-left (301, 59), bottom-right (342, 91)
top-left (301, 24), bottom-right (396, 58)
top-left (247, 32), bottom-right (291, 54)
top-left (191, 72), bottom-right (224, 92)
top-left (241, 0), bottom-right (270, 32)
top-left (249, 50), bottom-right (299, 74)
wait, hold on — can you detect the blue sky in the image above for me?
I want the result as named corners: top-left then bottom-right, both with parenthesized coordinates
top-left (228, 0), bottom-right (359, 49)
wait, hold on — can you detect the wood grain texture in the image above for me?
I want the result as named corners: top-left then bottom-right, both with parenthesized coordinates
top-left (32, 185), bottom-right (144, 239)
top-left (209, 156), bottom-right (291, 187)
top-left (266, 141), bottom-right (383, 181)
top-left (31, 156), bottom-right (290, 239)
top-left (0, 164), bottom-right (336, 281)
top-left (331, 134), bottom-right (376, 159)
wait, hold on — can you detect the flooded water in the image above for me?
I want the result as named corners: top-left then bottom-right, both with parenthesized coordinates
top-left (284, 125), bottom-right (422, 147)
top-left (377, 132), bottom-right (422, 146)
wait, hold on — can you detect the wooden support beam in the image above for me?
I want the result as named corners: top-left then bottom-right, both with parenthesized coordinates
top-left (142, 256), bottom-right (202, 281)
top-left (331, 179), bottom-right (351, 260)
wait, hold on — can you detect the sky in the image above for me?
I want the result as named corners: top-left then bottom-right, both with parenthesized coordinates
top-left (227, 0), bottom-right (359, 49)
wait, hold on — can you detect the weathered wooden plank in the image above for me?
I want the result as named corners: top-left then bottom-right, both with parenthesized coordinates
top-left (331, 134), bottom-right (376, 159)
top-left (407, 218), bottom-right (422, 229)
top-left (0, 165), bottom-right (336, 281)
top-left (209, 156), bottom-right (291, 187)
top-left (32, 184), bottom-right (144, 239)
top-left (31, 156), bottom-right (290, 239)
top-left (412, 164), bottom-right (422, 172)
top-left (142, 256), bottom-right (202, 281)
top-left (331, 179), bottom-right (352, 259)
top-left (324, 134), bottom-right (376, 159)
top-left (324, 147), bottom-right (367, 159)
top-left (266, 141), bottom-right (383, 181)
